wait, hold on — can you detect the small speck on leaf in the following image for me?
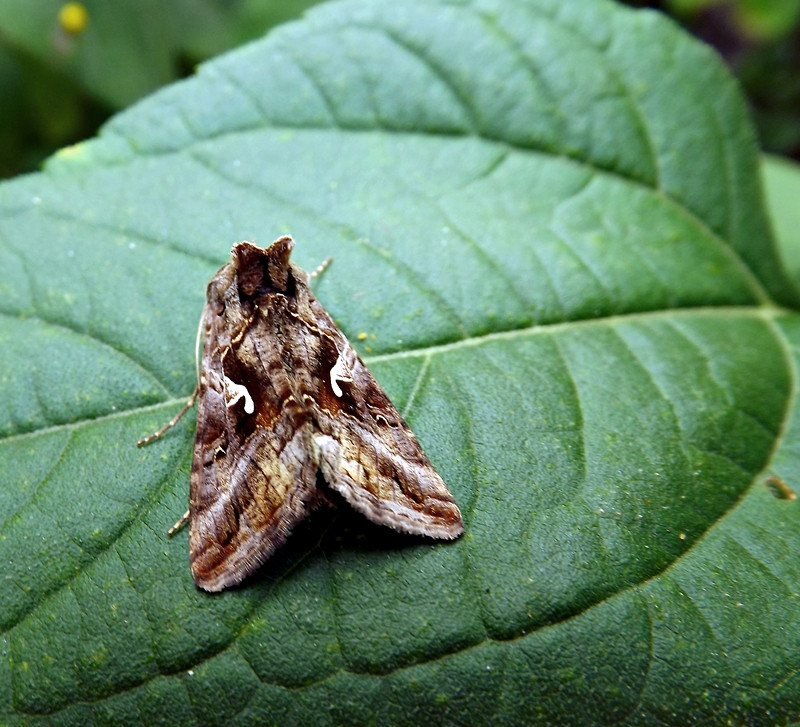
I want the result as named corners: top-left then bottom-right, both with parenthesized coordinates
top-left (764, 476), bottom-right (796, 501)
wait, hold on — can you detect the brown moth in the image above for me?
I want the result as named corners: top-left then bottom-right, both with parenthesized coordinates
top-left (141, 236), bottom-right (463, 591)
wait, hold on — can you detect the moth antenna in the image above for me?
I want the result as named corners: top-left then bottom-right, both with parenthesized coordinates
top-left (194, 306), bottom-right (205, 382)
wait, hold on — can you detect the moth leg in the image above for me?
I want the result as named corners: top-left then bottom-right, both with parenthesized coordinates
top-left (308, 256), bottom-right (332, 280)
top-left (137, 387), bottom-right (199, 447)
top-left (168, 509), bottom-right (191, 536)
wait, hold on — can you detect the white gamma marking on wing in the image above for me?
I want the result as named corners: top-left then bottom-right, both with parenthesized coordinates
top-left (224, 376), bottom-right (255, 414)
top-left (329, 352), bottom-right (353, 397)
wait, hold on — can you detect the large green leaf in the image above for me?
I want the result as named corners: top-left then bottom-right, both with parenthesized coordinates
top-left (2, 0), bottom-right (800, 724)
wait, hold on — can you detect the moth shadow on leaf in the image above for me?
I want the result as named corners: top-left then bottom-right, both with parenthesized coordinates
top-left (235, 478), bottom-right (441, 592)
top-left (317, 485), bottom-right (441, 556)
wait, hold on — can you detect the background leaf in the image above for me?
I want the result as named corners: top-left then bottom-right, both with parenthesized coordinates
top-left (0, 0), bottom-right (323, 108)
top-left (0, 0), bottom-right (323, 178)
top-left (764, 153), bottom-right (800, 283)
top-left (1, 0), bottom-right (799, 724)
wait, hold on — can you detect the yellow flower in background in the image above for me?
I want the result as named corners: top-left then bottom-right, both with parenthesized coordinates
top-left (59, 2), bottom-right (89, 36)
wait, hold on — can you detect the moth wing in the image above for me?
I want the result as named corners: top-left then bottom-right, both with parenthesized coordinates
top-left (302, 311), bottom-right (463, 540)
top-left (188, 305), bottom-right (320, 592)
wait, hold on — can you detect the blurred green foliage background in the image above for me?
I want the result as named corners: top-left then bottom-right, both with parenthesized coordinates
top-left (0, 0), bottom-right (322, 178)
top-left (0, 0), bottom-right (798, 180)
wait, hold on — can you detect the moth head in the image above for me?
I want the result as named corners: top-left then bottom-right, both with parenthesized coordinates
top-left (232, 237), bottom-right (294, 296)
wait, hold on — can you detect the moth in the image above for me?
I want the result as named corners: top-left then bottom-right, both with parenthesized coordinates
top-left (140, 236), bottom-right (463, 591)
